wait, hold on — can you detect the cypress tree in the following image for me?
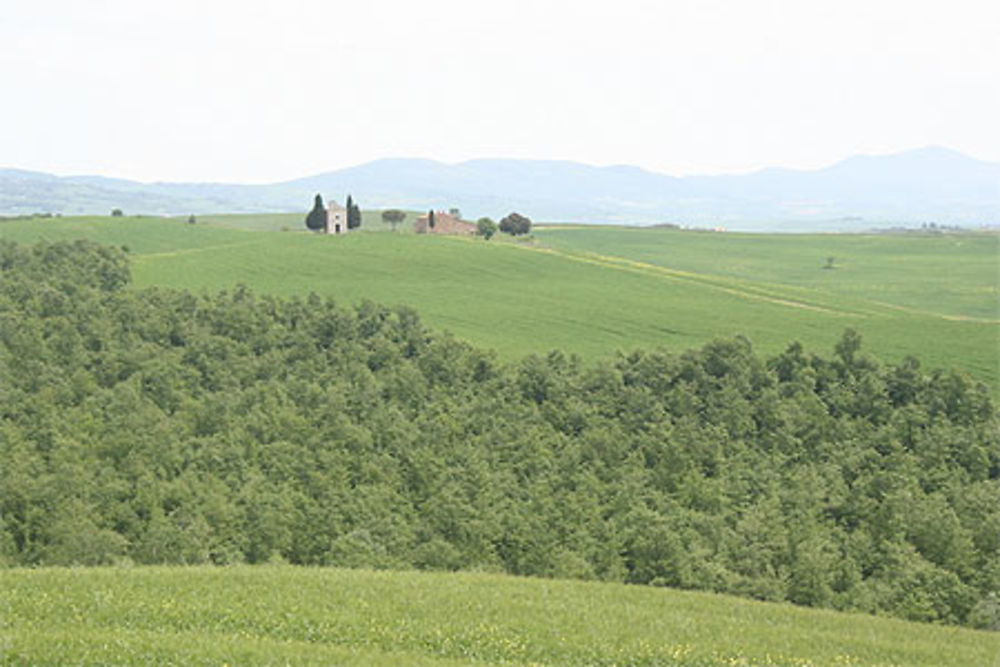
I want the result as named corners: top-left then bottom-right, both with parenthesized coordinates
top-left (346, 195), bottom-right (361, 230)
top-left (429, 210), bottom-right (436, 230)
top-left (305, 194), bottom-right (326, 231)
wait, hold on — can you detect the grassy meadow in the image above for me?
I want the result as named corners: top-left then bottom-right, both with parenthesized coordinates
top-left (3, 566), bottom-right (998, 665)
top-left (1, 215), bottom-right (996, 391)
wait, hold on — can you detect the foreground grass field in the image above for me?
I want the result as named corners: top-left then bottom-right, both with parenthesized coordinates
top-left (2, 567), bottom-right (997, 665)
top-left (0, 216), bottom-right (996, 391)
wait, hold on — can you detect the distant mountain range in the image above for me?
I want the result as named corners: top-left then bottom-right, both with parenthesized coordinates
top-left (3, 147), bottom-right (999, 231)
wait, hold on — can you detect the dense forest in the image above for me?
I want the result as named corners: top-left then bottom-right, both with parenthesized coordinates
top-left (1, 241), bottom-right (997, 629)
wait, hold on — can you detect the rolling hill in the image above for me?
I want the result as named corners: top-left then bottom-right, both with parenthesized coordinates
top-left (0, 216), bottom-right (996, 391)
top-left (3, 147), bottom-right (999, 229)
top-left (3, 567), bottom-right (997, 665)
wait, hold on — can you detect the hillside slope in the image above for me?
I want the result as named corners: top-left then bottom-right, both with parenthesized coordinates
top-left (3, 567), bottom-right (997, 665)
top-left (0, 217), bottom-right (995, 390)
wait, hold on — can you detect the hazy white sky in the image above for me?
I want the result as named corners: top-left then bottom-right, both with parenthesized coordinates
top-left (2, 0), bottom-right (998, 182)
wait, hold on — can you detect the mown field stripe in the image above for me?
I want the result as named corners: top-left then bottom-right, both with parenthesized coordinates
top-left (575, 249), bottom-right (860, 315)
top-left (491, 238), bottom-right (865, 317)
top-left (583, 250), bottom-right (1000, 324)
top-left (134, 236), bottom-right (273, 260)
top-left (518, 239), bottom-right (1000, 324)
top-left (854, 297), bottom-right (1000, 324)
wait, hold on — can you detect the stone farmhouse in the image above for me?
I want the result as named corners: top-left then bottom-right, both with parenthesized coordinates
top-left (326, 201), bottom-right (347, 234)
top-left (414, 211), bottom-right (477, 235)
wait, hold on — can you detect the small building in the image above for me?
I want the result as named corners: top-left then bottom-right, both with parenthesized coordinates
top-left (414, 211), bottom-right (476, 235)
top-left (326, 201), bottom-right (347, 234)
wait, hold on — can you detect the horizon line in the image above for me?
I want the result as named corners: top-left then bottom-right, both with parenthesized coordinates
top-left (0, 144), bottom-right (987, 186)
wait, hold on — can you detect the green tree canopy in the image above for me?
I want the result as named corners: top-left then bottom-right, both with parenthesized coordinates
top-left (381, 209), bottom-right (407, 231)
top-left (476, 217), bottom-right (497, 240)
top-left (499, 212), bottom-right (531, 236)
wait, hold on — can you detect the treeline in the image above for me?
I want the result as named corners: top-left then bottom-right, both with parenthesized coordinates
top-left (0, 241), bottom-right (997, 628)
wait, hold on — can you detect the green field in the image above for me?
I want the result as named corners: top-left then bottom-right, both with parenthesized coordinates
top-left (2, 566), bottom-right (996, 665)
top-left (534, 226), bottom-right (1000, 321)
top-left (1, 215), bottom-right (995, 391)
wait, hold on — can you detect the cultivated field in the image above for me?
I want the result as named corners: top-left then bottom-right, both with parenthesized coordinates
top-left (1, 215), bottom-right (995, 391)
top-left (2, 566), bottom-right (997, 665)
top-left (535, 225), bottom-right (999, 321)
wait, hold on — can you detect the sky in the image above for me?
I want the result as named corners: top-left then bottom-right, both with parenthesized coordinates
top-left (2, 0), bottom-right (999, 183)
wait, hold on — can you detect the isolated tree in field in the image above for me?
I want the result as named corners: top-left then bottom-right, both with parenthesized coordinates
top-left (476, 217), bottom-right (497, 240)
top-left (305, 194), bottom-right (326, 231)
top-left (111, 208), bottom-right (123, 217)
top-left (381, 209), bottom-right (406, 231)
top-left (499, 212), bottom-right (531, 236)
top-left (187, 214), bottom-right (197, 225)
top-left (428, 210), bottom-right (436, 230)
top-left (346, 195), bottom-right (362, 230)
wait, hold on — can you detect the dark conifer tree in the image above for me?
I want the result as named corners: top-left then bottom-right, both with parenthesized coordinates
top-left (346, 195), bottom-right (362, 230)
top-left (305, 194), bottom-right (326, 231)
top-left (429, 210), bottom-right (436, 230)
